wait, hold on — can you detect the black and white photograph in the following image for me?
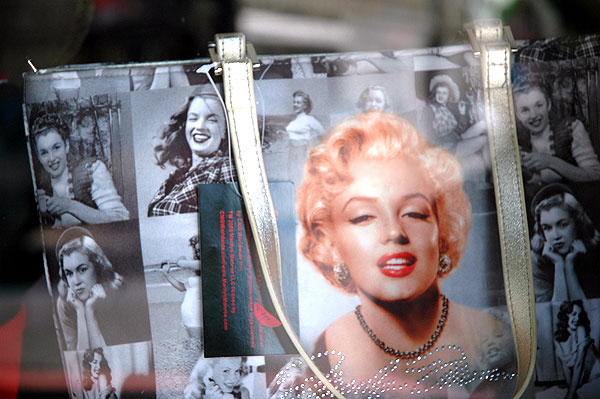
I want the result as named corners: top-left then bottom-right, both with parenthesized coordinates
top-left (512, 61), bottom-right (600, 225)
top-left (63, 342), bottom-right (155, 399)
top-left (182, 355), bottom-right (266, 399)
top-left (139, 213), bottom-right (203, 399)
top-left (309, 51), bottom-right (412, 78)
top-left (43, 221), bottom-right (152, 351)
top-left (141, 213), bottom-right (202, 341)
top-left (25, 90), bottom-right (136, 228)
top-left (513, 56), bottom-right (600, 398)
top-left (529, 183), bottom-right (600, 304)
top-left (535, 299), bottom-right (600, 398)
top-left (130, 84), bottom-right (235, 218)
top-left (128, 64), bottom-right (207, 91)
top-left (256, 77), bottom-right (329, 186)
top-left (413, 61), bottom-right (490, 187)
top-left (326, 71), bottom-right (415, 123)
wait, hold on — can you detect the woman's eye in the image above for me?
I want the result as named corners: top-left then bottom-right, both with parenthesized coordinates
top-left (349, 215), bottom-right (373, 224)
top-left (404, 212), bottom-right (428, 220)
top-left (558, 221), bottom-right (569, 229)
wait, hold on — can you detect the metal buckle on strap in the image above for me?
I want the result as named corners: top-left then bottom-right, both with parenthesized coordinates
top-left (465, 20), bottom-right (518, 58)
top-left (208, 34), bottom-right (260, 75)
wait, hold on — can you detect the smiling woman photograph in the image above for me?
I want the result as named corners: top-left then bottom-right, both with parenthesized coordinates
top-left (356, 85), bottom-right (390, 112)
top-left (147, 85), bottom-right (235, 216)
top-left (30, 113), bottom-right (129, 228)
top-left (513, 80), bottom-right (600, 189)
top-left (183, 357), bottom-right (250, 399)
top-left (54, 225), bottom-right (151, 350)
top-left (81, 347), bottom-right (118, 399)
top-left (296, 111), bottom-right (515, 396)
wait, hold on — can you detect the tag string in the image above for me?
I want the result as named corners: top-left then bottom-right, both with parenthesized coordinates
top-left (197, 62), bottom-right (267, 197)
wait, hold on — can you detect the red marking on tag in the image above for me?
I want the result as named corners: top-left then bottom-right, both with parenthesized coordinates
top-left (254, 302), bottom-right (282, 327)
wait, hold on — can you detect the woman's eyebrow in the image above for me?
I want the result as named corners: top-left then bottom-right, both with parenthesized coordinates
top-left (404, 193), bottom-right (430, 202)
top-left (188, 111), bottom-right (219, 118)
top-left (341, 192), bottom-right (431, 212)
top-left (341, 196), bottom-right (377, 212)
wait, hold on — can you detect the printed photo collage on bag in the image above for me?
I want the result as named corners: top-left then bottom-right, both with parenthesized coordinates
top-left (512, 36), bottom-right (600, 398)
top-left (22, 40), bottom-right (584, 397)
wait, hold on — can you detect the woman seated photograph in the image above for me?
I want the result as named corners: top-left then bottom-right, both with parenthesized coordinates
top-left (554, 300), bottom-right (600, 399)
top-left (55, 227), bottom-right (150, 350)
top-left (530, 184), bottom-right (600, 302)
top-left (30, 113), bottom-right (129, 228)
top-left (513, 80), bottom-right (600, 188)
top-left (82, 347), bottom-right (118, 399)
top-left (148, 86), bottom-right (235, 216)
top-left (418, 74), bottom-right (489, 183)
top-left (296, 111), bottom-right (515, 396)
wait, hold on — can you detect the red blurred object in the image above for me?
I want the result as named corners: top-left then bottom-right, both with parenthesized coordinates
top-left (0, 305), bottom-right (25, 399)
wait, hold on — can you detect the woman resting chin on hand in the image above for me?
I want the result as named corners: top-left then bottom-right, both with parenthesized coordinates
top-left (55, 227), bottom-right (124, 350)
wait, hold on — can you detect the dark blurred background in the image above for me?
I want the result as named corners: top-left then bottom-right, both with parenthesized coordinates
top-left (1, 0), bottom-right (600, 396)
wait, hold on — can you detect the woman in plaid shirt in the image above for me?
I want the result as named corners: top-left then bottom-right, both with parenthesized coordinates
top-left (148, 86), bottom-right (235, 216)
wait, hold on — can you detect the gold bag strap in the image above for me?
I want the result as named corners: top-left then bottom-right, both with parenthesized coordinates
top-left (216, 20), bottom-right (536, 398)
top-left (465, 19), bottom-right (536, 398)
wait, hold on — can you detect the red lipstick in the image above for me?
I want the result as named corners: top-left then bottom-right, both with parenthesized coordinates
top-left (377, 252), bottom-right (416, 278)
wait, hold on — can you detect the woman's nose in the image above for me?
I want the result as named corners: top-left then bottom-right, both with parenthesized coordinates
top-left (382, 217), bottom-right (409, 244)
top-left (190, 118), bottom-right (206, 130)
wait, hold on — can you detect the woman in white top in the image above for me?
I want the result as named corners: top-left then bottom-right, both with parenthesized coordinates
top-left (161, 235), bottom-right (202, 339)
top-left (284, 90), bottom-right (324, 186)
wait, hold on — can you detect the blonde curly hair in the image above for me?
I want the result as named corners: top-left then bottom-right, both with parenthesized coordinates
top-left (296, 111), bottom-right (471, 294)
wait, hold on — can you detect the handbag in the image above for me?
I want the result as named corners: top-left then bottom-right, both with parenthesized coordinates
top-left (25, 18), bottom-right (600, 398)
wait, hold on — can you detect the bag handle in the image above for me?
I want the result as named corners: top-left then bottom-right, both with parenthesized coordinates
top-left (465, 19), bottom-right (536, 398)
top-left (214, 33), bottom-right (346, 399)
